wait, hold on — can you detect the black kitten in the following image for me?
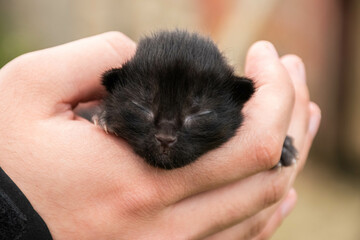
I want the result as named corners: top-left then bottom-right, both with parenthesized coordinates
top-left (94, 30), bottom-right (297, 169)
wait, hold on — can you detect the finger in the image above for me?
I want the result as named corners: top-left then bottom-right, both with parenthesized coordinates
top-left (0, 31), bottom-right (136, 112)
top-left (163, 167), bottom-right (296, 239)
top-left (251, 104), bottom-right (320, 239)
top-left (296, 102), bottom-right (321, 171)
top-left (204, 189), bottom-right (297, 240)
top-left (151, 41), bottom-right (296, 203)
top-left (253, 189), bottom-right (297, 240)
top-left (241, 41), bottom-right (296, 171)
top-left (281, 55), bottom-right (310, 152)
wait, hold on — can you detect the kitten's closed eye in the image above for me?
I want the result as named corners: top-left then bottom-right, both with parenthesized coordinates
top-left (131, 100), bottom-right (154, 119)
top-left (184, 110), bottom-right (215, 126)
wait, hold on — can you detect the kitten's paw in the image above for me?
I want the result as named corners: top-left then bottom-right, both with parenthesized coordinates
top-left (274, 136), bottom-right (298, 168)
top-left (92, 111), bottom-right (115, 135)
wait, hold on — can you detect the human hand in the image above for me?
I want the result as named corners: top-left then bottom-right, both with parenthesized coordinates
top-left (204, 43), bottom-right (321, 239)
top-left (0, 32), bottom-right (320, 239)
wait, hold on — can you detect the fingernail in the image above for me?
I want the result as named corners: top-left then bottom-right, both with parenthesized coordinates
top-left (253, 41), bottom-right (279, 57)
top-left (295, 60), bottom-right (306, 82)
top-left (284, 55), bottom-right (306, 82)
top-left (280, 189), bottom-right (297, 218)
top-left (262, 41), bottom-right (279, 57)
top-left (308, 102), bottom-right (321, 137)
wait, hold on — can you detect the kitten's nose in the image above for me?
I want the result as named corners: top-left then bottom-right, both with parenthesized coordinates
top-left (155, 133), bottom-right (177, 147)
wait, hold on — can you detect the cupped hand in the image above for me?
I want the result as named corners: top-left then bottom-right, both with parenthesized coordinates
top-left (0, 32), bottom-right (320, 240)
top-left (204, 46), bottom-right (321, 240)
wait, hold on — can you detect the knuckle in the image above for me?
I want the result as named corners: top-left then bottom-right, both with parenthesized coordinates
top-left (0, 50), bottom-right (50, 90)
top-left (102, 31), bottom-right (128, 41)
top-left (254, 222), bottom-right (278, 240)
top-left (1, 52), bottom-right (34, 78)
top-left (296, 87), bottom-right (310, 105)
top-left (272, 84), bottom-right (295, 112)
top-left (311, 102), bottom-right (321, 115)
top-left (273, 77), bottom-right (296, 116)
top-left (255, 134), bottom-right (283, 169)
top-left (245, 219), bottom-right (268, 240)
top-left (222, 202), bottom-right (241, 223)
top-left (0, 52), bottom-right (44, 94)
top-left (310, 102), bottom-right (321, 120)
top-left (209, 202), bottom-right (240, 231)
top-left (284, 78), bottom-right (296, 107)
top-left (263, 179), bottom-right (287, 207)
top-left (268, 66), bottom-right (296, 108)
top-left (121, 183), bottom-right (164, 216)
top-left (102, 31), bottom-right (136, 59)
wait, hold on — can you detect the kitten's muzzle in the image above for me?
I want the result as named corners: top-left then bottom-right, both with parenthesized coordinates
top-left (155, 133), bottom-right (177, 148)
top-left (155, 119), bottom-right (178, 148)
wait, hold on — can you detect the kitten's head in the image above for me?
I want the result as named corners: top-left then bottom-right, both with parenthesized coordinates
top-left (101, 31), bottom-right (255, 169)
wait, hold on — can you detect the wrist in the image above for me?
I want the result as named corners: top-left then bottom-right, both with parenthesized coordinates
top-left (0, 167), bottom-right (53, 240)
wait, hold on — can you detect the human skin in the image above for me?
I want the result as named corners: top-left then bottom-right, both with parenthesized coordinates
top-left (0, 32), bottom-right (320, 239)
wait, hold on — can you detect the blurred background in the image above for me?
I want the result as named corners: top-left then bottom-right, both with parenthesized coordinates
top-left (0, 0), bottom-right (359, 239)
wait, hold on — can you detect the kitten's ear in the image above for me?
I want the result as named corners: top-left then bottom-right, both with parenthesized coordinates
top-left (231, 76), bottom-right (255, 104)
top-left (102, 67), bottom-right (128, 93)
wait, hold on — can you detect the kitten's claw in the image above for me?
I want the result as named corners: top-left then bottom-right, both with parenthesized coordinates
top-left (92, 115), bottom-right (99, 126)
top-left (272, 161), bottom-right (282, 169)
top-left (92, 112), bottom-right (111, 135)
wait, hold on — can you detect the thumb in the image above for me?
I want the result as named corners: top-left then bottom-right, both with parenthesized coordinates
top-left (0, 32), bottom-right (136, 117)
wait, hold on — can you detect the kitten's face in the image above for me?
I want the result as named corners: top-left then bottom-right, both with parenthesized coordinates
top-left (101, 31), bottom-right (254, 169)
top-left (102, 67), bottom-right (253, 169)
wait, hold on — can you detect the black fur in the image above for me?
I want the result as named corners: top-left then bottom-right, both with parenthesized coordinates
top-left (100, 30), bottom-right (296, 169)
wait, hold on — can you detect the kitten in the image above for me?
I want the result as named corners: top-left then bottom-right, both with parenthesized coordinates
top-left (93, 30), bottom-right (297, 169)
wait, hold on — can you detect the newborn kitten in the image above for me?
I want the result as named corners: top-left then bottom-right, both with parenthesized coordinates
top-left (94, 30), bottom-right (297, 169)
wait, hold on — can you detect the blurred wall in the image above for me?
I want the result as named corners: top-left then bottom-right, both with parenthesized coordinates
top-left (338, 0), bottom-right (360, 175)
top-left (0, 0), bottom-right (196, 52)
top-left (258, 0), bottom-right (343, 168)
